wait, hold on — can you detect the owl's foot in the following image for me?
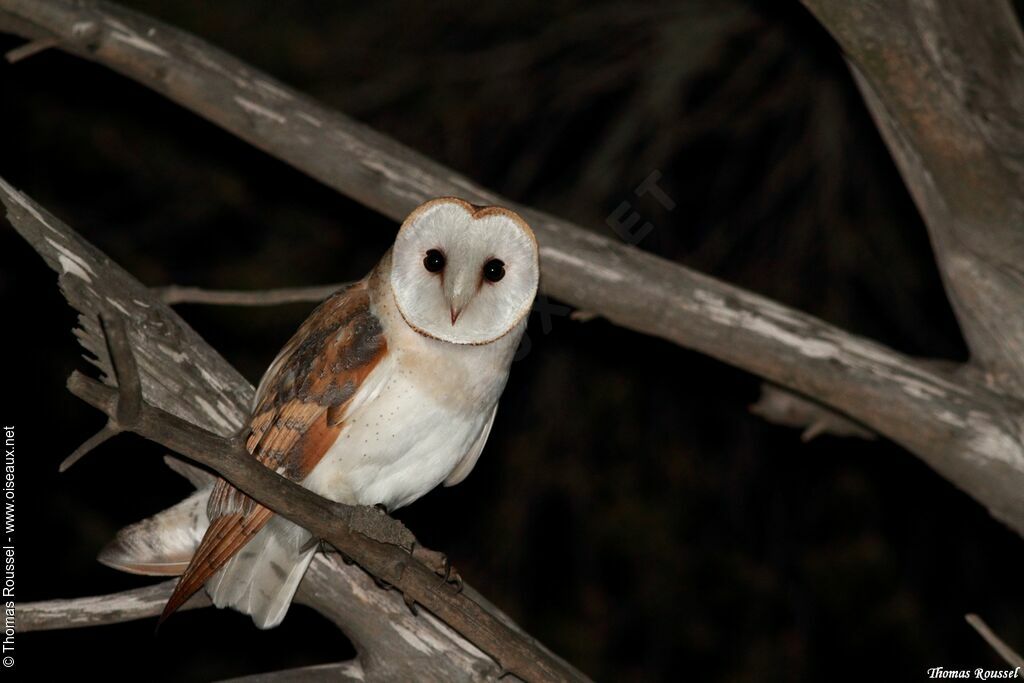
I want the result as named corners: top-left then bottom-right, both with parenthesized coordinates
top-left (299, 535), bottom-right (321, 553)
top-left (412, 545), bottom-right (464, 593)
top-left (302, 536), bottom-right (356, 564)
top-left (365, 573), bottom-right (423, 617)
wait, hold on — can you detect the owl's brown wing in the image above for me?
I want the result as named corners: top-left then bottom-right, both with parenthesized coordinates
top-left (160, 280), bottom-right (387, 623)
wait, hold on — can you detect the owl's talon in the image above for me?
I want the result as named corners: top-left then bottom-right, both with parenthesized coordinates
top-left (411, 544), bottom-right (463, 591)
top-left (403, 592), bottom-right (419, 615)
top-left (319, 541), bottom-right (352, 562)
top-left (449, 569), bottom-right (464, 593)
top-left (299, 536), bottom-right (322, 554)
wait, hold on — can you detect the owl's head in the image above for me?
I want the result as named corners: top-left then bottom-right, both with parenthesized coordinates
top-left (390, 197), bottom-right (540, 345)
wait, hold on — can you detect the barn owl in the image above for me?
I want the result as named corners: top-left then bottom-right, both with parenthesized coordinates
top-left (100, 197), bottom-right (539, 628)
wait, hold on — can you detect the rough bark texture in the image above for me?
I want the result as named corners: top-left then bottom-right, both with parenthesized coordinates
top-left (19, 580), bottom-right (210, 631)
top-left (2, 0), bottom-right (1022, 537)
top-left (3, 0), bottom-right (1024, 678)
top-left (19, 556), bottom-right (507, 682)
top-left (0, 178), bottom-right (584, 683)
top-left (801, 0), bottom-right (1024, 396)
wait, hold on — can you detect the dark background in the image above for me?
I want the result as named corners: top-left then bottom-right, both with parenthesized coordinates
top-left (3, 1), bottom-right (1023, 680)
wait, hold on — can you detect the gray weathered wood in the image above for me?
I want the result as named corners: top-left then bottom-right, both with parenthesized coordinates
top-left (19, 580), bottom-right (209, 631)
top-left (800, 0), bottom-right (1024, 395)
top-left (0, 0), bottom-right (1022, 537)
top-left (157, 283), bottom-right (348, 307)
top-left (749, 384), bottom-right (876, 442)
top-left (20, 554), bottom-right (507, 682)
top-left (220, 661), bottom-right (365, 683)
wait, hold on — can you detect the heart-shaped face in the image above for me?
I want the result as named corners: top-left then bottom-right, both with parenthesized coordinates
top-left (390, 197), bottom-right (540, 345)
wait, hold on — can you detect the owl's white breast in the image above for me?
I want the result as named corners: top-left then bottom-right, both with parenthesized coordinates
top-left (301, 263), bottom-right (524, 511)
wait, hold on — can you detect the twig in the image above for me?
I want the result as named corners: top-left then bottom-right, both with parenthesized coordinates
top-left (59, 422), bottom-right (118, 472)
top-left (4, 35), bottom-right (56, 62)
top-left (157, 283), bottom-right (348, 306)
top-left (569, 310), bottom-right (598, 322)
top-left (966, 614), bottom-right (1024, 670)
top-left (58, 315), bottom-right (141, 471)
top-left (163, 454), bottom-right (216, 488)
top-left (749, 384), bottom-right (876, 442)
top-left (2, 0), bottom-right (1022, 538)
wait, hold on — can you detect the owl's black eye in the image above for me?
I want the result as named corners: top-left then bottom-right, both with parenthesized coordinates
top-left (423, 249), bottom-right (446, 273)
top-left (483, 259), bottom-right (505, 283)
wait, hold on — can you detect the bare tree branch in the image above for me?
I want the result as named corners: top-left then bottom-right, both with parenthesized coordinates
top-left (20, 580), bottom-right (210, 631)
top-left (58, 421), bottom-right (119, 471)
top-left (24, 454), bottom-right (530, 681)
top-left (65, 365), bottom-right (425, 559)
top-left (58, 314), bottom-right (144, 470)
top-left (219, 661), bottom-right (366, 683)
top-left (2, 0), bottom-right (1023, 538)
top-left (21, 553), bottom-right (513, 682)
top-left (163, 454), bottom-right (215, 489)
top-left (800, 0), bottom-right (1024, 395)
top-left (749, 384), bottom-right (876, 442)
top-left (4, 35), bottom-right (55, 62)
top-left (156, 283), bottom-right (349, 306)
top-left (965, 614), bottom-right (1024, 671)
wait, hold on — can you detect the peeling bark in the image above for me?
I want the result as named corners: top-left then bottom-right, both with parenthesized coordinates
top-left (1, 0), bottom-right (1022, 538)
top-left (801, 0), bottom-right (1024, 395)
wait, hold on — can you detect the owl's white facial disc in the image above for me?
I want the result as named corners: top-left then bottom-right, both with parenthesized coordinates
top-left (390, 198), bottom-right (540, 345)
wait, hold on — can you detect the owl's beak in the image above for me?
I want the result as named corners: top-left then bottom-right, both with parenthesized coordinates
top-left (444, 270), bottom-right (475, 326)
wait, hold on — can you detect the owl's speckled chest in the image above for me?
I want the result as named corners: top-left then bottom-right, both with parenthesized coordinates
top-left (301, 274), bottom-right (524, 511)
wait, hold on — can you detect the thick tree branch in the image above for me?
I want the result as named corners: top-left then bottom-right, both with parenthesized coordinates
top-left (21, 552), bottom-right (508, 682)
top-left (800, 0), bottom-right (1024, 394)
top-left (21, 580), bottom-right (209, 631)
top-left (157, 283), bottom-right (348, 306)
top-left (220, 661), bottom-right (366, 683)
top-left (1, 0), bottom-right (1024, 536)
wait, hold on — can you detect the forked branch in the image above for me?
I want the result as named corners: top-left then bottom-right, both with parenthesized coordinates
top-left (800, 0), bottom-right (1024, 394)
top-left (1, 0), bottom-right (1022, 538)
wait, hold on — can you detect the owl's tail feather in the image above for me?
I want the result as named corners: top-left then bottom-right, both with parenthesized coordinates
top-left (205, 515), bottom-right (317, 629)
top-left (100, 485), bottom-right (315, 630)
top-left (98, 490), bottom-right (208, 577)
